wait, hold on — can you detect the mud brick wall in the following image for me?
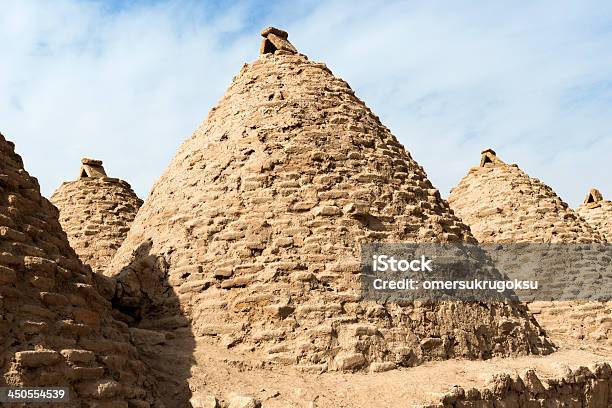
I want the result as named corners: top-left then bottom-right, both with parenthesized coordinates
top-left (51, 174), bottom-right (142, 275)
top-left (430, 362), bottom-right (611, 408)
top-left (0, 132), bottom-right (157, 407)
top-left (107, 31), bottom-right (553, 374)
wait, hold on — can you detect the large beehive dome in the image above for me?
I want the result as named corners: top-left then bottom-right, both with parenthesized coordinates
top-left (108, 28), bottom-right (552, 372)
top-left (0, 132), bottom-right (158, 406)
top-left (448, 149), bottom-right (610, 349)
top-left (448, 149), bottom-right (603, 243)
top-left (50, 158), bottom-right (143, 274)
top-left (576, 188), bottom-right (611, 242)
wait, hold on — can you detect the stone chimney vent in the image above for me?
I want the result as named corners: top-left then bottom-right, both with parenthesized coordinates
top-left (79, 157), bottom-right (107, 179)
top-left (260, 26), bottom-right (297, 55)
top-left (480, 148), bottom-right (503, 167)
top-left (584, 188), bottom-right (603, 207)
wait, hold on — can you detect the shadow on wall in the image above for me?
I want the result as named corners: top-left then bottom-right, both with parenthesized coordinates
top-left (101, 240), bottom-right (196, 407)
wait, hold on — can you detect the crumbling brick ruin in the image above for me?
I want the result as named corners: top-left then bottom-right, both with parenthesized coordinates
top-left (429, 363), bottom-right (612, 408)
top-left (448, 149), bottom-right (611, 351)
top-left (577, 188), bottom-right (612, 242)
top-left (50, 159), bottom-right (143, 274)
top-left (107, 27), bottom-right (553, 376)
top-left (0, 132), bottom-right (160, 406)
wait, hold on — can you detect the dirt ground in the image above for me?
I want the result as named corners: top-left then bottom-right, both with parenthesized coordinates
top-left (145, 329), bottom-right (611, 408)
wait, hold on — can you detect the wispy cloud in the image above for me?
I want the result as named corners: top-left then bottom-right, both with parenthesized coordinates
top-left (1, 0), bottom-right (611, 206)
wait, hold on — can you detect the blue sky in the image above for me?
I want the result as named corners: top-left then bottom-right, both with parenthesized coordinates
top-left (1, 0), bottom-right (611, 206)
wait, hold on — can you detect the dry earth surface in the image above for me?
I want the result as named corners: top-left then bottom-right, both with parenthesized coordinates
top-left (150, 333), bottom-right (610, 407)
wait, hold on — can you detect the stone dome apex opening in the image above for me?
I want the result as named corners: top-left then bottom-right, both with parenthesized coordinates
top-left (79, 157), bottom-right (106, 178)
top-left (584, 188), bottom-right (603, 206)
top-left (479, 148), bottom-right (504, 167)
top-left (260, 26), bottom-right (298, 55)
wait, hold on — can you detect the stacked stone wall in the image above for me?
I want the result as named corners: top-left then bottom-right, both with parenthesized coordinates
top-left (528, 301), bottom-right (612, 349)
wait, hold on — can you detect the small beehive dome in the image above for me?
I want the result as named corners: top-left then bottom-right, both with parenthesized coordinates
top-left (448, 150), bottom-right (610, 349)
top-left (50, 158), bottom-right (143, 274)
top-left (448, 150), bottom-right (603, 243)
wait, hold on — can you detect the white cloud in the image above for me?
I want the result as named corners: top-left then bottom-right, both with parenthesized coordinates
top-left (1, 0), bottom-right (610, 207)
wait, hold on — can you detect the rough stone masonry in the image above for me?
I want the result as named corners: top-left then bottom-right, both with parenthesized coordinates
top-left (51, 158), bottom-right (143, 274)
top-left (107, 27), bottom-right (552, 374)
top-left (430, 363), bottom-right (612, 408)
top-left (2, 27), bottom-right (611, 408)
top-left (448, 149), bottom-right (603, 244)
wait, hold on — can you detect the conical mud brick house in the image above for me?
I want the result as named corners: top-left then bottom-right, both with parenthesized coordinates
top-left (448, 149), bottom-right (602, 243)
top-left (108, 28), bottom-right (552, 373)
top-left (448, 149), bottom-right (611, 348)
top-left (50, 158), bottom-right (143, 274)
top-left (0, 133), bottom-right (159, 406)
top-left (577, 188), bottom-right (612, 242)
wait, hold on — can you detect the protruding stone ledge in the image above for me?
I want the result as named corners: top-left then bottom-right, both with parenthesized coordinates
top-left (261, 27), bottom-right (288, 39)
top-left (14, 349), bottom-right (61, 367)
